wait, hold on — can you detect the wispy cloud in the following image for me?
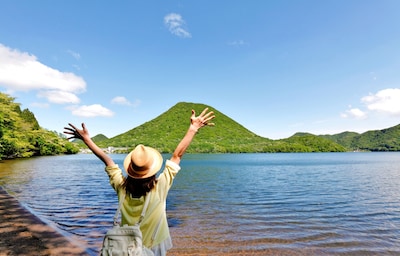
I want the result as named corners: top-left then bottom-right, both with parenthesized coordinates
top-left (0, 44), bottom-right (86, 104)
top-left (369, 71), bottom-right (377, 81)
top-left (111, 96), bottom-right (141, 107)
top-left (111, 96), bottom-right (131, 105)
top-left (341, 106), bottom-right (367, 119)
top-left (69, 104), bottom-right (114, 117)
top-left (67, 50), bottom-right (81, 60)
top-left (38, 90), bottom-right (80, 104)
top-left (228, 40), bottom-right (247, 46)
top-left (164, 13), bottom-right (191, 38)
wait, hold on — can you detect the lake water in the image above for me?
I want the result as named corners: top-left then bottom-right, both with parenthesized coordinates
top-left (0, 153), bottom-right (399, 255)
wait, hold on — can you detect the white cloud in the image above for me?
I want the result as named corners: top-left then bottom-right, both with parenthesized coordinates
top-left (111, 96), bottom-right (141, 108)
top-left (70, 104), bottom-right (114, 117)
top-left (38, 90), bottom-right (80, 104)
top-left (164, 13), bottom-right (191, 38)
top-left (0, 44), bottom-right (85, 98)
top-left (111, 96), bottom-right (131, 105)
top-left (362, 88), bottom-right (400, 115)
top-left (341, 107), bottom-right (367, 119)
top-left (342, 88), bottom-right (400, 120)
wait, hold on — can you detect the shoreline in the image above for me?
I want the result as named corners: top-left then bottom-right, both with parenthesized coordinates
top-left (0, 186), bottom-right (89, 256)
top-left (0, 186), bottom-right (318, 256)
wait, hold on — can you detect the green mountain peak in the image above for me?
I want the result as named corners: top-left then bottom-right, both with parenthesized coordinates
top-left (97, 102), bottom-right (348, 153)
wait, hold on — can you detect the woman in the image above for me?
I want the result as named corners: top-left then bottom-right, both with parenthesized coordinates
top-left (64, 108), bottom-right (215, 255)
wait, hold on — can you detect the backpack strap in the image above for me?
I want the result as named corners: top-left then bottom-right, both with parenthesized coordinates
top-left (113, 190), bottom-right (151, 226)
top-left (138, 191), bottom-right (151, 225)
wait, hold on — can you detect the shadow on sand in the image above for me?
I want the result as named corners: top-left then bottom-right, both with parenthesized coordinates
top-left (0, 186), bottom-right (89, 256)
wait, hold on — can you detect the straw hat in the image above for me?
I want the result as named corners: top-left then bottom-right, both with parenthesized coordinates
top-left (123, 144), bottom-right (163, 179)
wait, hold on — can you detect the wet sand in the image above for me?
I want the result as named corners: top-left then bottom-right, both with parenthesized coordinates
top-left (167, 231), bottom-right (316, 256)
top-left (0, 186), bottom-right (89, 256)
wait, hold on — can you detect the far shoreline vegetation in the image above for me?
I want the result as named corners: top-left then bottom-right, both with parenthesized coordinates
top-left (0, 92), bottom-right (79, 160)
top-left (1, 92), bottom-right (399, 160)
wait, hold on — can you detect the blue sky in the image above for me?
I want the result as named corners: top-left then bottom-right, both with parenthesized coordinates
top-left (1, 1), bottom-right (400, 139)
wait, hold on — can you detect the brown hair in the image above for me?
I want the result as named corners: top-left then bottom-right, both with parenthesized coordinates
top-left (122, 175), bottom-right (157, 198)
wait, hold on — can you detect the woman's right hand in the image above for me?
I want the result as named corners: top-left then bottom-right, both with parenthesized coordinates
top-left (63, 123), bottom-right (90, 141)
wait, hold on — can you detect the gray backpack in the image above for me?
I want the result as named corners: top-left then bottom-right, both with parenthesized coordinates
top-left (101, 191), bottom-right (154, 256)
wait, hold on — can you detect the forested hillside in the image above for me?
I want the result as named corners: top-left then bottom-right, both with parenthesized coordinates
top-left (322, 125), bottom-right (400, 151)
top-left (0, 92), bottom-right (79, 159)
top-left (93, 102), bottom-right (400, 153)
top-left (95, 102), bottom-right (347, 153)
top-left (280, 133), bottom-right (347, 152)
top-left (98, 102), bottom-right (271, 153)
top-left (2, 93), bottom-right (399, 159)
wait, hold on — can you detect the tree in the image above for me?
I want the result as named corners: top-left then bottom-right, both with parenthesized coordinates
top-left (0, 92), bottom-right (79, 159)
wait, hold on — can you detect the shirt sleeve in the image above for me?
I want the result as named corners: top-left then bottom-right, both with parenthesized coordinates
top-left (105, 164), bottom-right (124, 191)
top-left (164, 160), bottom-right (181, 184)
top-left (156, 160), bottom-right (181, 198)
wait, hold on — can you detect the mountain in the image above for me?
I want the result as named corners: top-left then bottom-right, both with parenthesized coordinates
top-left (3, 89), bottom-right (397, 158)
top-left (95, 102), bottom-right (347, 153)
top-left (92, 134), bottom-right (109, 143)
top-left (85, 102), bottom-right (400, 153)
top-left (74, 133), bottom-right (109, 147)
top-left (281, 133), bottom-right (347, 152)
top-left (99, 102), bottom-right (269, 153)
top-left (320, 131), bottom-right (359, 149)
top-left (322, 124), bottom-right (400, 151)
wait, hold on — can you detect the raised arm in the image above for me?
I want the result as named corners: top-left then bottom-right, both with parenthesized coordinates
top-left (170, 108), bottom-right (215, 165)
top-left (63, 123), bottom-right (115, 167)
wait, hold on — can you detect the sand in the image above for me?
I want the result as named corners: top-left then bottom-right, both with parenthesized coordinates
top-left (0, 186), bottom-right (89, 256)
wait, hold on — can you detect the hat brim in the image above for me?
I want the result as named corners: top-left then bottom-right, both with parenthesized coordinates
top-left (123, 146), bottom-right (163, 179)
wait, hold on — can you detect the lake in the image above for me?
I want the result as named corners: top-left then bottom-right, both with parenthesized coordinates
top-left (0, 152), bottom-right (399, 255)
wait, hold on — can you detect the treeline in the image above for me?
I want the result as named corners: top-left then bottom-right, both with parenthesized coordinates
top-left (321, 127), bottom-right (400, 151)
top-left (93, 102), bottom-right (400, 153)
top-left (0, 92), bottom-right (79, 159)
top-left (2, 95), bottom-right (399, 159)
top-left (94, 102), bottom-right (348, 153)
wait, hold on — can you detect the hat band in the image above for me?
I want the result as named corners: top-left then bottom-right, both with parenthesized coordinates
top-left (128, 162), bottom-right (150, 177)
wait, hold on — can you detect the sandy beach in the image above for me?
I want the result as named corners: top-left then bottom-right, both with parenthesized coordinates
top-left (0, 186), bottom-right (89, 256)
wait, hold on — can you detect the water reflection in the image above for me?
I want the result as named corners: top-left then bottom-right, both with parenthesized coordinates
top-left (1, 153), bottom-right (400, 255)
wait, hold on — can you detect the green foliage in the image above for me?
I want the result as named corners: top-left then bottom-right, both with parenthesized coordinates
top-left (96, 102), bottom-right (347, 153)
top-left (3, 93), bottom-right (400, 157)
top-left (21, 108), bottom-right (40, 130)
top-left (73, 134), bottom-right (109, 148)
top-left (95, 102), bottom-right (400, 153)
top-left (321, 125), bottom-right (400, 151)
top-left (320, 131), bottom-right (359, 149)
top-left (0, 92), bottom-right (79, 159)
top-left (349, 125), bottom-right (400, 151)
top-left (92, 134), bottom-right (109, 143)
top-left (281, 133), bottom-right (347, 152)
